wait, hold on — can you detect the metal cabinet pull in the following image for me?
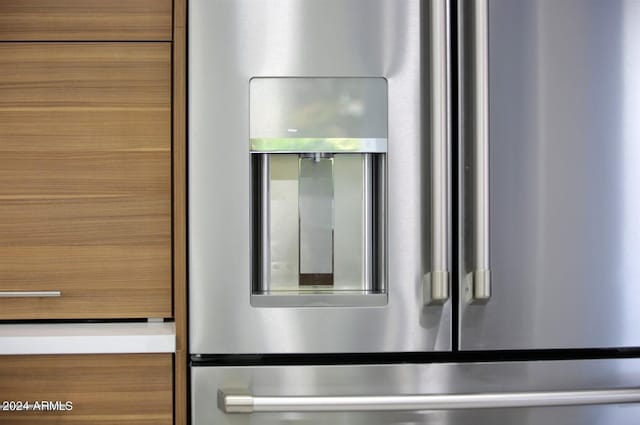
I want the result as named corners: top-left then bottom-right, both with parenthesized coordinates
top-left (0, 291), bottom-right (62, 298)
top-left (424, 0), bottom-right (451, 305)
top-left (219, 388), bottom-right (640, 413)
top-left (463, 0), bottom-right (491, 304)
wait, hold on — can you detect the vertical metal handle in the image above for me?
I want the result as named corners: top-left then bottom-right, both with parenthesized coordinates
top-left (466, 0), bottom-right (491, 303)
top-left (424, 0), bottom-right (451, 305)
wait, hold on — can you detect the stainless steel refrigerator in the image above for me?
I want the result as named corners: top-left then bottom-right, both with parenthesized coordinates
top-left (188, 0), bottom-right (640, 423)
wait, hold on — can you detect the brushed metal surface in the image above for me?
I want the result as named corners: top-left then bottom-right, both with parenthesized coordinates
top-left (193, 359), bottom-right (640, 424)
top-left (189, 0), bottom-right (450, 353)
top-left (459, 0), bottom-right (640, 349)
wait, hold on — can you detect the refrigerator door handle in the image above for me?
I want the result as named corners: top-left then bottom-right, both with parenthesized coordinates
top-left (219, 388), bottom-right (640, 413)
top-left (464, 0), bottom-right (491, 304)
top-left (424, 0), bottom-right (450, 306)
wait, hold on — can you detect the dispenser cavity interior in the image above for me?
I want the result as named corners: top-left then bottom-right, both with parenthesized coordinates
top-left (250, 77), bottom-right (388, 307)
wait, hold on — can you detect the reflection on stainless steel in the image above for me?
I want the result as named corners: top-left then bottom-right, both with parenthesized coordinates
top-left (249, 78), bottom-right (388, 140)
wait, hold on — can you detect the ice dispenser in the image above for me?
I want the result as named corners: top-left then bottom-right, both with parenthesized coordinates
top-left (250, 78), bottom-right (387, 307)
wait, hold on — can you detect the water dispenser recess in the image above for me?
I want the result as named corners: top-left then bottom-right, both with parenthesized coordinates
top-left (250, 77), bottom-right (388, 307)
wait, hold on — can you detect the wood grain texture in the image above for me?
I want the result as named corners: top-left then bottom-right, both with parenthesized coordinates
top-left (0, 0), bottom-right (172, 41)
top-left (173, 0), bottom-right (188, 423)
top-left (0, 354), bottom-right (172, 424)
top-left (0, 43), bottom-right (172, 319)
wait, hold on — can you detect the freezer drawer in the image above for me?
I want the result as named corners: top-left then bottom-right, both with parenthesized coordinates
top-left (192, 359), bottom-right (640, 425)
top-left (459, 0), bottom-right (640, 349)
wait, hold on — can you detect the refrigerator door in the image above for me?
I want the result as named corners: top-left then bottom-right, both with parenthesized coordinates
top-left (459, 0), bottom-right (640, 349)
top-left (192, 359), bottom-right (640, 425)
top-left (189, 0), bottom-right (451, 354)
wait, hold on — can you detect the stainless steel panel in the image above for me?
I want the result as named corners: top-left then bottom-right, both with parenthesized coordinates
top-left (189, 0), bottom-right (450, 353)
top-left (459, 0), bottom-right (640, 349)
top-left (192, 359), bottom-right (640, 424)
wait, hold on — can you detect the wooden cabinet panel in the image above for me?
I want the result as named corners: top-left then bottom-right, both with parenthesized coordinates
top-left (0, 43), bottom-right (172, 319)
top-left (0, 354), bottom-right (173, 424)
top-left (0, 0), bottom-right (172, 41)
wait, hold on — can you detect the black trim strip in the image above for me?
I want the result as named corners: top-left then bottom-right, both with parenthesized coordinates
top-left (450, 0), bottom-right (460, 353)
top-left (191, 348), bottom-right (640, 367)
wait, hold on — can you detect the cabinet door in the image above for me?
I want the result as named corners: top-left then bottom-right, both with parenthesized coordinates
top-left (0, 0), bottom-right (172, 41)
top-left (0, 43), bottom-right (172, 319)
top-left (0, 354), bottom-right (173, 424)
top-left (459, 0), bottom-right (640, 349)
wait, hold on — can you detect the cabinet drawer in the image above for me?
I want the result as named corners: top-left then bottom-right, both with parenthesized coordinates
top-left (0, 43), bottom-right (172, 319)
top-left (0, 354), bottom-right (172, 424)
top-left (0, 0), bottom-right (172, 41)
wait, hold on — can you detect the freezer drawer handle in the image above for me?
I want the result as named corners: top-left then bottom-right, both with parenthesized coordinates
top-left (219, 388), bottom-right (640, 413)
top-left (465, 0), bottom-right (491, 304)
top-left (0, 291), bottom-right (61, 298)
top-left (424, 0), bottom-right (451, 305)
